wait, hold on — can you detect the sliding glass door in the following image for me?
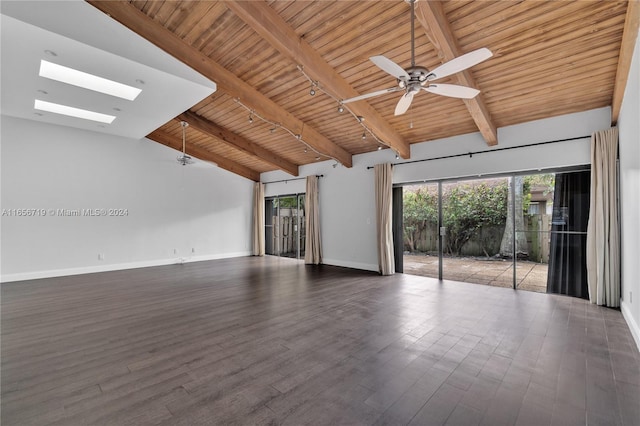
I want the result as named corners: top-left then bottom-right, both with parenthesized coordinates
top-left (400, 168), bottom-right (589, 295)
top-left (265, 194), bottom-right (305, 259)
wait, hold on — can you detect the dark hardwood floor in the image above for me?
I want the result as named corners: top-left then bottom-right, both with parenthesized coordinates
top-left (2, 256), bottom-right (639, 425)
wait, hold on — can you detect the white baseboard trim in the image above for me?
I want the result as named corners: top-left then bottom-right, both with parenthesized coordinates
top-left (322, 258), bottom-right (378, 273)
top-left (621, 301), bottom-right (640, 352)
top-left (0, 251), bottom-right (251, 283)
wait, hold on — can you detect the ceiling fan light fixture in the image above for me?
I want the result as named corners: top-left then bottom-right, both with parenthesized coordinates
top-left (177, 154), bottom-right (193, 166)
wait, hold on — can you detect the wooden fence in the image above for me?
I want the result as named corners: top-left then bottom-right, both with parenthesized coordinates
top-left (270, 212), bottom-right (305, 256)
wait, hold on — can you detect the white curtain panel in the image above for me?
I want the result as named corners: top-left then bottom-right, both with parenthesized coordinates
top-left (304, 175), bottom-right (322, 264)
top-left (586, 127), bottom-right (620, 307)
top-left (252, 182), bottom-right (265, 256)
top-left (375, 163), bottom-right (395, 275)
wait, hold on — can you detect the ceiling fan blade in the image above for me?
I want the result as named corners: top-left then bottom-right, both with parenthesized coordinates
top-left (424, 83), bottom-right (480, 99)
top-left (394, 92), bottom-right (415, 116)
top-left (341, 87), bottom-right (402, 104)
top-left (370, 55), bottom-right (410, 80)
top-left (429, 48), bottom-right (493, 80)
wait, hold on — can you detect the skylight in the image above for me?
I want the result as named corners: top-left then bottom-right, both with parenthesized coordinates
top-left (34, 99), bottom-right (116, 124)
top-left (39, 60), bottom-right (142, 101)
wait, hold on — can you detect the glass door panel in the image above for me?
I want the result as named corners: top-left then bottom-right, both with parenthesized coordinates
top-left (265, 194), bottom-right (306, 260)
top-left (278, 196), bottom-right (298, 258)
top-left (298, 194), bottom-right (306, 259)
top-left (513, 171), bottom-right (591, 296)
top-left (265, 198), bottom-right (277, 256)
top-left (441, 177), bottom-right (510, 287)
top-left (402, 183), bottom-right (440, 279)
top-left (513, 173), bottom-right (555, 292)
top-left (547, 171), bottom-right (590, 298)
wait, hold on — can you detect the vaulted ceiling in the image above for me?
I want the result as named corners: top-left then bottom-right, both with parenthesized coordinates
top-left (87, 0), bottom-right (638, 181)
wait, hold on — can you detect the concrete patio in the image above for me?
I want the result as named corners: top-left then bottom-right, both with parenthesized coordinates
top-left (403, 254), bottom-right (549, 293)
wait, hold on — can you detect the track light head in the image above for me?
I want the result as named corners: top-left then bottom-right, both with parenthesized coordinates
top-left (310, 88), bottom-right (316, 96)
top-left (362, 133), bottom-right (366, 140)
top-left (338, 105), bottom-right (344, 113)
top-left (377, 146), bottom-right (382, 151)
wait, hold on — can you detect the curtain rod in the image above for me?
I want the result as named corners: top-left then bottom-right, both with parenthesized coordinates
top-left (366, 135), bottom-right (590, 170)
top-left (263, 174), bottom-right (324, 185)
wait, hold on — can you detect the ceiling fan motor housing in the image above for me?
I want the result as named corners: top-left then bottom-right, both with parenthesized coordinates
top-left (397, 66), bottom-right (433, 89)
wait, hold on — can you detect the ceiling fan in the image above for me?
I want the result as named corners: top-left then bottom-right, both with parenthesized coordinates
top-left (341, 0), bottom-right (492, 116)
top-left (177, 121), bottom-right (195, 166)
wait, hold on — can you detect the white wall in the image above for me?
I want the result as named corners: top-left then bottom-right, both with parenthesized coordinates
top-left (262, 107), bottom-right (611, 272)
top-left (0, 116), bottom-right (254, 282)
top-left (618, 31), bottom-right (640, 349)
top-left (395, 107), bottom-right (608, 184)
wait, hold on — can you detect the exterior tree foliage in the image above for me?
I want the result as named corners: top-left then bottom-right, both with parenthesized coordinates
top-left (403, 188), bottom-right (438, 252)
top-left (444, 183), bottom-right (508, 255)
top-left (403, 181), bottom-right (508, 255)
top-left (402, 174), bottom-right (555, 258)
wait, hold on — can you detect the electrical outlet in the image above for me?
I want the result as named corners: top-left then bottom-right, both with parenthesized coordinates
top-left (98, 253), bottom-right (104, 261)
top-left (173, 248), bottom-right (178, 255)
top-left (191, 248), bottom-right (195, 254)
top-left (630, 291), bottom-right (633, 303)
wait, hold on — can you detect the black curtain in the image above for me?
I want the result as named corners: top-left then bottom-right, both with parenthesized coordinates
top-left (392, 187), bottom-right (403, 273)
top-left (546, 170), bottom-right (590, 298)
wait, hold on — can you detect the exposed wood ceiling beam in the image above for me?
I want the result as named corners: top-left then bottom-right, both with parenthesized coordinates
top-left (178, 111), bottom-right (299, 177)
top-left (414, 1), bottom-right (498, 146)
top-left (225, 0), bottom-right (411, 159)
top-left (87, 1), bottom-right (353, 168)
top-left (611, 0), bottom-right (639, 125)
top-left (147, 128), bottom-right (260, 182)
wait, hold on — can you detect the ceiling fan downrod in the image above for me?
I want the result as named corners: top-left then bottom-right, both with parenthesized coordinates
top-left (409, 0), bottom-right (416, 67)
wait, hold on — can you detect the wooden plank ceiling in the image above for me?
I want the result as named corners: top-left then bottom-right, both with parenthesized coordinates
top-left (88, 0), bottom-right (634, 181)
